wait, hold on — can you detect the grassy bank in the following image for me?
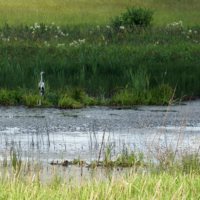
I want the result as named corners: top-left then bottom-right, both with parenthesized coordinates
top-left (1, 149), bottom-right (200, 199)
top-left (1, 169), bottom-right (200, 199)
top-left (0, 22), bottom-right (200, 99)
top-left (0, 0), bottom-right (200, 106)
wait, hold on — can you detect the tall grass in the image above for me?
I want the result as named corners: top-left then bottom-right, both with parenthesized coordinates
top-left (1, 153), bottom-right (200, 199)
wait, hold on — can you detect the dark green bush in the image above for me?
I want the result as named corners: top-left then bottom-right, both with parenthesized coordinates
top-left (122, 6), bottom-right (155, 27)
top-left (110, 16), bottom-right (123, 29)
top-left (111, 6), bottom-right (155, 28)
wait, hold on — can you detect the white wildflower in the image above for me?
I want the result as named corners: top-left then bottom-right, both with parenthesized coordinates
top-left (44, 41), bottom-right (50, 47)
top-left (34, 23), bottom-right (40, 29)
top-left (106, 25), bottom-right (110, 29)
top-left (30, 26), bottom-right (33, 29)
top-left (55, 35), bottom-right (58, 38)
top-left (52, 22), bottom-right (55, 25)
top-left (187, 36), bottom-right (189, 38)
top-left (56, 43), bottom-right (65, 48)
top-left (102, 36), bottom-right (105, 41)
top-left (194, 31), bottom-right (197, 34)
top-left (188, 30), bottom-right (192, 33)
top-left (179, 21), bottom-right (183, 27)
top-left (119, 26), bottom-right (125, 30)
top-left (57, 26), bottom-right (60, 30)
top-left (32, 31), bottom-right (34, 34)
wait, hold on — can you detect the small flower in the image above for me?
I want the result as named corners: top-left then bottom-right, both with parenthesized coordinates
top-left (188, 30), bottom-right (192, 34)
top-left (55, 35), bottom-right (58, 38)
top-left (7, 38), bottom-right (10, 41)
top-left (106, 25), bottom-right (110, 29)
top-left (187, 36), bottom-right (189, 38)
top-left (57, 26), bottom-right (60, 30)
top-left (102, 36), bottom-right (105, 41)
top-left (15, 37), bottom-right (17, 41)
top-left (56, 43), bottom-right (65, 48)
top-left (30, 26), bottom-right (33, 29)
top-left (179, 21), bottom-right (183, 27)
top-left (32, 31), bottom-right (34, 34)
top-left (52, 22), bottom-right (55, 25)
top-left (90, 31), bottom-right (92, 34)
top-left (119, 26), bottom-right (125, 30)
top-left (194, 31), bottom-right (197, 34)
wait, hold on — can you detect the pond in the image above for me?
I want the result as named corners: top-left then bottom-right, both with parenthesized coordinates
top-left (0, 100), bottom-right (200, 165)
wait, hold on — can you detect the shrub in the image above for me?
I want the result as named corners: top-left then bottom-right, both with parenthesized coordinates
top-left (111, 6), bottom-right (155, 29)
top-left (110, 16), bottom-right (123, 29)
top-left (122, 6), bottom-right (155, 27)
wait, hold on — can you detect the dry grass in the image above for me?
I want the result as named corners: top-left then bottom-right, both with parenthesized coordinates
top-left (0, 0), bottom-right (200, 26)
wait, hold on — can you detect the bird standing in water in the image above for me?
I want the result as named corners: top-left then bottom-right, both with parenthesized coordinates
top-left (38, 72), bottom-right (45, 96)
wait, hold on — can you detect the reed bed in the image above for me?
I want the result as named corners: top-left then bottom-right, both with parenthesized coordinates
top-left (0, 0), bottom-right (200, 103)
top-left (0, 22), bottom-right (200, 101)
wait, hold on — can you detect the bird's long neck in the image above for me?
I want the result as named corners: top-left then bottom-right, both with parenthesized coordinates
top-left (41, 74), bottom-right (43, 82)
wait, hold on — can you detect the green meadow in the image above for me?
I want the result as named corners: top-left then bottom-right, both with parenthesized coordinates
top-left (1, 0), bottom-right (200, 26)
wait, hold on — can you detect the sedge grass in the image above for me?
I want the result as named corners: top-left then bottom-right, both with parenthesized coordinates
top-left (1, 156), bottom-right (200, 199)
top-left (0, 23), bottom-right (200, 99)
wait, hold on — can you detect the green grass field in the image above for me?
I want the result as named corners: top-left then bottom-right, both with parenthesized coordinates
top-left (1, 0), bottom-right (200, 26)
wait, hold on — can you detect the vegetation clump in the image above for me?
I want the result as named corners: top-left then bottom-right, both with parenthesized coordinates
top-left (111, 6), bottom-right (155, 29)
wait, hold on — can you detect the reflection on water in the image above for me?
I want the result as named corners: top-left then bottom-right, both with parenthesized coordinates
top-left (0, 101), bottom-right (200, 164)
top-left (1, 125), bottom-right (200, 164)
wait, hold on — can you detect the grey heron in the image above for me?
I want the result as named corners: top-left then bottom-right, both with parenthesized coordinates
top-left (38, 71), bottom-right (45, 96)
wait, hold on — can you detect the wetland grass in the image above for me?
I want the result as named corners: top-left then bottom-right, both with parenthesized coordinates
top-left (0, 20), bottom-right (200, 102)
top-left (1, 148), bottom-right (200, 199)
top-left (0, 1), bottom-right (200, 106)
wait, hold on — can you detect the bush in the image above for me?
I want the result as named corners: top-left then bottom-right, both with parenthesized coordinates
top-left (110, 16), bottom-right (123, 29)
top-left (111, 6), bottom-right (155, 29)
top-left (122, 6), bottom-right (155, 27)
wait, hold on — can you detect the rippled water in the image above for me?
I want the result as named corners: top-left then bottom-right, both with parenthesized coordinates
top-left (0, 100), bottom-right (200, 164)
